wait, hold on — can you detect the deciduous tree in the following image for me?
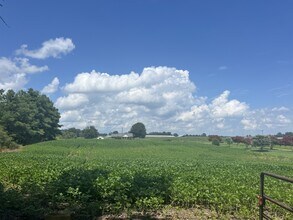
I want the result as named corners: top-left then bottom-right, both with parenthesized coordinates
top-left (82, 126), bottom-right (98, 139)
top-left (130, 122), bottom-right (146, 138)
top-left (0, 125), bottom-right (18, 149)
top-left (208, 135), bottom-right (222, 142)
top-left (231, 136), bottom-right (245, 145)
top-left (0, 89), bottom-right (60, 145)
top-left (253, 135), bottom-right (270, 151)
top-left (225, 137), bottom-right (233, 147)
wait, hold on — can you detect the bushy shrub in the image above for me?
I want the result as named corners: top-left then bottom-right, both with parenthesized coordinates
top-left (212, 139), bottom-right (220, 146)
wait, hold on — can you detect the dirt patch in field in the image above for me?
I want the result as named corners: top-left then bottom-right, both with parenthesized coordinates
top-left (96, 206), bottom-right (244, 220)
top-left (0, 146), bottom-right (23, 153)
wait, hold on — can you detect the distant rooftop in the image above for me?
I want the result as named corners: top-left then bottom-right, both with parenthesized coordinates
top-left (110, 133), bottom-right (134, 138)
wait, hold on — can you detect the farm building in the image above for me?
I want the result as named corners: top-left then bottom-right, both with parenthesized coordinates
top-left (110, 133), bottom-right (134, 139)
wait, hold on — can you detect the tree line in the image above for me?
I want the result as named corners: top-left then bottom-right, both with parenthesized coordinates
top-left (208, 133), bottom-right (293, 150)
top-left (0, 87), bottom-right (148, 149)
top-left (0, 89), bottom-right (60, 149)
top-left (60, 122), bottom-right (147, 139)
top-left (60, 126), bottom-right (99, 139)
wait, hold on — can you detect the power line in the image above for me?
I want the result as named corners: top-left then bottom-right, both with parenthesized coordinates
top-left (0, 1), bottom-right (9, 27)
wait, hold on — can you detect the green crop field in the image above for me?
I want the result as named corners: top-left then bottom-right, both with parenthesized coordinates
top-left (0, 138), bottom-right (292, 219)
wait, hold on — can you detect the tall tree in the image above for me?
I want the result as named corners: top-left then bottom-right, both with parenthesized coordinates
top-left (82, 126), bottom-right (98, 139)
top-left (130, 122), bottom-right (146, 138)
top-left (0, 89), bottom-right (60, 145)
top-left (208, 135), bottom-right (222, 142)
top-left (281, 135), bottom-right (293, 146)
top-left (225, 137), bottom-right (233, 147)
top-left (253, 135), bottom-right (270, 151)
top-left (231, 136), bottom-right (245, 145)
top-left (61, 127), bottom-right (82, 139)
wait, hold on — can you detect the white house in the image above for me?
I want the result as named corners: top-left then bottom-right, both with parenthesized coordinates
top-left (110, 133), bottom-right (134, 139)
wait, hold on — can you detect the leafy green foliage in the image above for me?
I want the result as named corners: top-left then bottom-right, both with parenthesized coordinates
top-left (60, 127), bottom-right (82, 139)
top-left (253, 135), bottom-right (271, 150)
top-left (148, 131), bottom-right (172, 135)
top-left (208, 135), bottom-right (222, 143)
top-left (232, 136), bottom-right (245, 145)
top-left (130, 122), bottom-right (146, 138)
top-left (82, 126), bottom-right (99, 139)
top-left (225, 137), bottom-right (233, 146)
top-left (212, 139), bottom-right (220, 146)
top-left (0, 125), bottom-right (18, 149)
top-left (0, 138), bottom-right (292, 219)
top-left (0, 89), bottom-right (60, 145)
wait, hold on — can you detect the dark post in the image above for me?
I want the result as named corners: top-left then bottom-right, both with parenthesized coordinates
top-left (259, 172), bottom-right (293, 219)
top-left (259, 172), bottom-right (265, 220)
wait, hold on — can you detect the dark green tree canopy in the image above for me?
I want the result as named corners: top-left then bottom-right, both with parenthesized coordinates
top-left (60, 127), bottom-right (82, 139)
top-left (0, 89), bottom-right (61, 145)
top-left (130, 122), bottom-right (146, 138)
top-left (0, 125), bottom-right (19, 149)
top-left (82, 126), bottom-right (99, 139)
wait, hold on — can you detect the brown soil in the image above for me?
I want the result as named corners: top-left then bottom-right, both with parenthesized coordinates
top-left (0, 146), bottom-right (23, 153)
top-left (96, 207), bottom-right (247, 220)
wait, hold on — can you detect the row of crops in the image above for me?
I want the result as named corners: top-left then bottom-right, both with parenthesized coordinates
top-left (0, 138), bottom-right (292, 219)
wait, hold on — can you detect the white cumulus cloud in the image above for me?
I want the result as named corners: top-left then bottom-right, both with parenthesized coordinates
top-left (277, 115), bottom-right (291, 124)
top-left (56, 66), bottom-right (255, 134)
top-left (64, 66), bottom-right (193, 93)
top-left (55, 93), bottom-right (89, 110)
top-left (177, 105), bottom-right (209, 122)
top-left (241, 118), bottom-right (258, 130)
top-left (53, 66), bottom-right (293, 135)
top-left (58, 67), bottom-right (197, 131)
top-left (16, 37), bottom-right (75, 59)
top-left (41, 77), bottom-right (60, 94)
top-left (272, 106), bottom-right (290, 112)
top-left (240, 108), bottom-right (293, 133)
top-left (210, 90), bottom-right (248, 118)
top-left (177, 91), bottom-right (248, 122)
top-left (0, 57), bottom-right (48, 90)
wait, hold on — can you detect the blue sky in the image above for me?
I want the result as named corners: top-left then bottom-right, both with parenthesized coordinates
top-left (1, 0), bottom-right (292, 135)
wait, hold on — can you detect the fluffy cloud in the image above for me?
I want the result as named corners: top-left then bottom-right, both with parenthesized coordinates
top-left (177, 105), bottom-right (209, 122)
top-left (55, 66), bottom-right (293, 135)
top-left (277, 115), bottom-right (291, 124)
top-left (241, 119), bottom-right (258, 130)
top-left (272, 106), bottom-right (290, 112)
top-left (56, 67), bottom-right (250, 134)
top-left (240, 109), bottom-right (293, 133)
top-left (55, 93), bottom-right (89, 110)
top-left (177, 91), bottom-right (248, 123)
top-left (0, 57), bottom-right (48, 90)
top-left (58, 67), bottom-right (196, 130)
top-left (1, 37), bottom-right (74, 91)
top-left (64, 67), bottom-right (193, 93)
top-left (41, 77), bottom-right (60, 94)
top-left (16, 37), bottom-right (75, 59)
top-left (210, 90), bottom-right (248, 117)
